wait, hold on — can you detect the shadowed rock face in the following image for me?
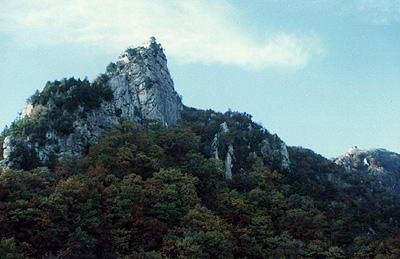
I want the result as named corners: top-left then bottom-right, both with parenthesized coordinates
top-left (0, 37), bottom-right (183, 168)
top-left (335, 147), bottom-right (400, 192)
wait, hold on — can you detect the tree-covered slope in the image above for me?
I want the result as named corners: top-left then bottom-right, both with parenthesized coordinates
top-left (1, 118), bottom-right (400, 258)
top-left (1, 38), bottom-right (400, 258)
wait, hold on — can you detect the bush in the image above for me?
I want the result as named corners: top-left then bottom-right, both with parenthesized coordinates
top-left (8, 140), bottom-right (39, 170)
top-left (0, 237), bottom-right (25, 259)
top-left (106, 62), bottom-right (117, 73)
top-left (30, 77), bottom-right (113, 112)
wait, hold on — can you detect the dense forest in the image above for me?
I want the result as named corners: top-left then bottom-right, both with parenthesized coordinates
top-left (1, 107), bottom-right (400, 258)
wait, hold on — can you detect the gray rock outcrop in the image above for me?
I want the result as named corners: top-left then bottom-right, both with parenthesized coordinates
top-left (211, 122), bottom-right (236, 179)
top-left (1, 37), bottom-right (291, 175)
top-left (0, 136), bottom-right (35, 169)
top-left (260, 134), bottom-right (290, 170)
top-left (224, 144), bottom-right (235, 179)
top-left (335, 147), bottom-right (400, 192)
top-left (2, 136), bottom-right (14, 162)
top-left (108, 36), bottom-right (182, 127)
top-left (1, 37), bottom-right (183, 168)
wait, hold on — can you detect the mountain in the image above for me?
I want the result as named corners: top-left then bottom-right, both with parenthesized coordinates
top-left (0, 37), bottom-right (290, 179)
top-left (335, 146), bottom-right (400, 193)
top-left (1, 37), bottom-right (182, 169)
top-left (1, 38), bottom-right (400, 258)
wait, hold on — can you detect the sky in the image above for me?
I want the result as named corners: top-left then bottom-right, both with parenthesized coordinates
top-left (0, 0), bottom-right (399, 158)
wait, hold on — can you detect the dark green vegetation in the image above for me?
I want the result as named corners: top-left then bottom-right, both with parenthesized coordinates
top-left (0, 77), bottom-right (113, 165)
top-left (30, 76), bottom-right (113, 112)
top-left (1, 108), bottom-right (400, 258)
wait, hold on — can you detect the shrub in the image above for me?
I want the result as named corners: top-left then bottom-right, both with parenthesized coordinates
top-left (106, 62), bottom-right (117, 73)
top-left (30, 77), bottom-right (113, 112)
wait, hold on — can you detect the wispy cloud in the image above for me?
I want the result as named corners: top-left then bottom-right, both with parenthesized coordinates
top-left (0, 0), bottom-right (321, 70)
top-left (273, 0), bottom-right (400, 25)
top-left (356, 0), bottom-right (400, 24)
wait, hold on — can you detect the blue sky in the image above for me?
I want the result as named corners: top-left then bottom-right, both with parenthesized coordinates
top-left (0, 0), bottom-right (399, 158)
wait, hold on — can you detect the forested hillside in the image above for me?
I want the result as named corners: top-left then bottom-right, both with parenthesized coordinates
top-left (1, 39), bottom-right (399, 258)
top-left (1, 109), bottom-right (400, 258)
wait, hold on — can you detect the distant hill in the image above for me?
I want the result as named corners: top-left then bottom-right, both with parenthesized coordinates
top-left (335, 147), bottom-right (400, 193)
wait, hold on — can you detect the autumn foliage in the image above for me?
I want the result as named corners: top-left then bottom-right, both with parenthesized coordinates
top-left (1, 117), bottom-right (400, 258)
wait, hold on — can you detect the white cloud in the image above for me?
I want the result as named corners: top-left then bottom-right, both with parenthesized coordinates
top-left (0, 0), bottom-right (321, 70)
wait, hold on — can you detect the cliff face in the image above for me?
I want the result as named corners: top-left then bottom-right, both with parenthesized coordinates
top-left (0, 37), bottom-right (183, 168)
top-left (335, 147), bottom-right (400, 192)
top-left (108, 37), bottom-right (182, 127)
top-left (0, 37), bottom-right (292, 178)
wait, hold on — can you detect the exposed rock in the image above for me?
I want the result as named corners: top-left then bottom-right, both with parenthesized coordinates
top-left (2, 136), bottom-right (14, 161)
top-left (225, 144), bottom-right (235, 180)
top-left (220, 122), bottom-right (229, 133)
top-left (335, 147), bottom-right (400, 192)
top-left (1, 37), bottom-right (183, 169)
top-left (211, 135), bottom-right (220, 160)
top-left (0, 136), bottom-right (34, 169)
top-left (260, 135), bottom-right (290, 170)
top-left (211, 122), bottom-right (235, 178)
top-left (211, 122), bottom-right (230, 161)
top-left (109, 38), bottom-right (182, 127)
top-left (1, 38), bottom-right (290, 174)
top-left (22, 102), bottom-right (33, 117)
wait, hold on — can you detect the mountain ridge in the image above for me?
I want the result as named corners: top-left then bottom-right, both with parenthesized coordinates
top-left (0, 38), bottom-right (291, 180)
top-left (1, 38), bottom-right (400, 258)
top-left (1, 38), bottom-right (399, 187)
top-left (335, 146), bottom-right (400, 192)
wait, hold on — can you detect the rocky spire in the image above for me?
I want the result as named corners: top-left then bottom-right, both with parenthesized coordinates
top-left (109, 36), bottom-right (183, 127)
top-left (1, 37), bottom-right (183, 169)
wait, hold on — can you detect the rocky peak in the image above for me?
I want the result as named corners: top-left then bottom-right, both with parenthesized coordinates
top-left (107, 37), bottom-right (182, 127)
top-left (1, 37), bottom-right (183, 169)
top-left (0, 37), bottom-right (291, 176)
top-left (335, 147), bottom-right (400, 173)
top-left (335, 147), bottom-right (400, 192)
